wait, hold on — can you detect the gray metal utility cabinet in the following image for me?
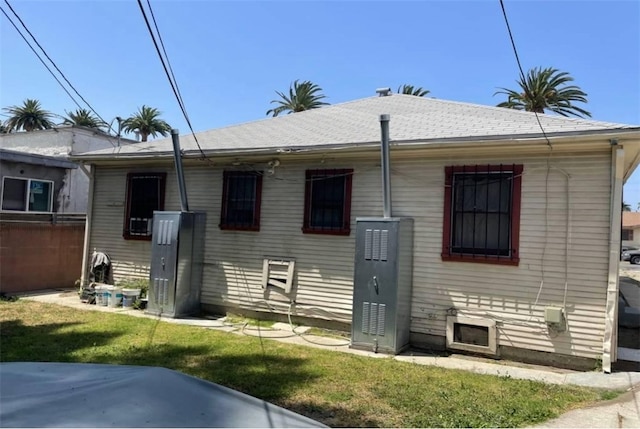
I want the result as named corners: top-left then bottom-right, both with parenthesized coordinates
top-left (351, 217), bottom-right (414, 354)
top-left (146, 211), bottom-right (206, 318)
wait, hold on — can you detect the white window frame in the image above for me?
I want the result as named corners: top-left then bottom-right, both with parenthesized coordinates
top-left (1, 176), bottom-right (54, 213)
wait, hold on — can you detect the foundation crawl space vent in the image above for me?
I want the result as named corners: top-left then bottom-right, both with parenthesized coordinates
top-left (446, 316), bottom-right (497, 355)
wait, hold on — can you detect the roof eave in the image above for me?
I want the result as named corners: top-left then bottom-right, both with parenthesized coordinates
top-left (70, 127), bottom-right (640, 163)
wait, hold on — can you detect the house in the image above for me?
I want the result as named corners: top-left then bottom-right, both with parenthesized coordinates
top-left (623, 212), bottom-right (640, 246)
top-left (0, 126), bottom-right (135, 294)
top-left (0, 125), bottom-right (135, 213)
top-left (72, 94), bottom-right (640, 372)
top-left (0, 148), bottom-right (86, 293)
top-left (0, 148), bottom-right (78, 213)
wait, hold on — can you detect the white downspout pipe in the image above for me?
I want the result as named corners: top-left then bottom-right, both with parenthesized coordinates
top-left (602, 144), bottom-right (624, 373)
top-left (79, 164), bottom-right (95, 286)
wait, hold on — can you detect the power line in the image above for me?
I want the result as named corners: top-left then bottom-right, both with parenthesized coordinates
top-left (498, 0), bottom-right (552, 148)
top-left (2, 0), bottom-right (116, 137)
top-left (136, 0), bottom-right (210, 161)
top-left (0, 6), bottom-right (83, 112)
top-left (146, 0), bottom-right (188, 119)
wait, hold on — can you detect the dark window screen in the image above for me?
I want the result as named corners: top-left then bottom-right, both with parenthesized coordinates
top-left (303, 169), bottom-right (353, 235)
top-left (451, 171), bottom-right (513, 256)
top-left (220, 171), bottom-right (262, 230)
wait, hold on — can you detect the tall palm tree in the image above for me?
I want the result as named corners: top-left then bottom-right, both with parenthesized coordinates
top-left (121, 105), bottom-right (171, 142)
top-left (266, 80), bottom-right (329, 117)
top-left (495, 67), bottom-right (591, 118)
top-left (63, 108), bottom-right (106, 130)
top-left (397, 84), bottom-right (430, 97)
top-left (623, 201), bottom-right (632, 212)
top-left (3, 99), bottom-right (55, 132)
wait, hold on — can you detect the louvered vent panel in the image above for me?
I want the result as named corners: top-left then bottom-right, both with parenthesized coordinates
top-left (369, 303), bottom-right (378, 335)
top-left (362, 302), bottom-right (370, 334)
top-left (364, 229), bottom-right (373, 260)
top-left (377, 304), bottom-right (386, 336)
top-left (372, 230), bottom-right (381, 260)
top-left (380, 230), bottom-right (389, 261)
top-left (157, 220), bottom-right (174, 245)
top-left (153, 278), bottom-right (161, 305)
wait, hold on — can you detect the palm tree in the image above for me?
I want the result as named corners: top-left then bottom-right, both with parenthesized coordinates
top-left (63, 108), bottom-right (106, 130)
top-left (121, 105), bottom-right (171, 142)
top-left (397, 84), bottom-right (430, 97)
top-left (266, 80), bottom-right (329, 117)
top-left (3, 99), bottom-right (55, 132)
top-left (623, 201), bottom-right (632, 212)
top-left (0, 122), bottom-right (9, 134)
top-left (495, 67), bottom-right (591, 118)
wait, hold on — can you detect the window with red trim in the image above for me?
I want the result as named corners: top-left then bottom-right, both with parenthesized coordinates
top-left (442, 165), bottom-right (522, 265)
top-left (124, 173), bottom-right (166, 240)
top-left (303, 169), bottom-right (353, 235)
top-left (220, 171), bottom-right (262, 231)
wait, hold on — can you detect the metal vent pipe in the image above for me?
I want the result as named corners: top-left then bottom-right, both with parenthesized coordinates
top-left (380, 114), bottom-right (391, 218)
top-left (171, 129), bottom-right (189, 212)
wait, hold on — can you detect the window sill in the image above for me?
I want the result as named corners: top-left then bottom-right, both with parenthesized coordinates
top-left (441, 254), bottom-right (519, 266)
top-left (123, 234), bottom-right (153, 241)
top-left (302, 227), bottom-right (351, 236)
top-left (219, 225), bottom-right (260, 232)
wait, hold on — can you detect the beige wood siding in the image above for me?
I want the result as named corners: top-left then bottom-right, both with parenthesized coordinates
top-left (88, 148), bottom-right (611, 359)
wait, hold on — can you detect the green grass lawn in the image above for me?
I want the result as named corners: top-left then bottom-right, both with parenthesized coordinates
top-left (0, 300), bottom-right (614, 427)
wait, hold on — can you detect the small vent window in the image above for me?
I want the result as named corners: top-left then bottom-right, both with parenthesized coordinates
top-left (454, 323), bottom-right (489, 347)
top-left (446, 316), bottom-right (497, 355)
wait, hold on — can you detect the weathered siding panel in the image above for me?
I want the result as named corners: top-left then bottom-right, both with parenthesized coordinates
top-left (400, 152), bottom-right (611, 359)
top-left (88, 149), bottom-right (611, 359)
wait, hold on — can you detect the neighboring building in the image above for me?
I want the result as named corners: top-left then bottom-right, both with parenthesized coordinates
top-left (622, 212), bottom-right (640, 246)
top-left (0, 149), bottom-right (78, 213)
top-left (0, 125), bottom-right (135, 213)
top-left (73, 94), bottom-right (640, 372)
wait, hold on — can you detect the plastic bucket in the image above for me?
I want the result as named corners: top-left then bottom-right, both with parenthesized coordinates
top-left (122, 288), bottom-right (141, 308)
top-left (107, 286), bottom-right (123, 307)
top-left (95, 285), bottom-right (108, 306)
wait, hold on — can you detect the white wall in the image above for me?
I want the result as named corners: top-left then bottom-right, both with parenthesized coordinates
top-left (87, 146), bottom-right (613, 360)
top-left (0, 127), bottom-right (132, 212)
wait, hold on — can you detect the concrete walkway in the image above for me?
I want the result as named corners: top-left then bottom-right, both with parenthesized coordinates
top-left (14, 288), bottom-right (640, 428)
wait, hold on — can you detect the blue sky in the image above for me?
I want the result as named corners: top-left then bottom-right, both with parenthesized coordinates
top-left (1, 0), bottom-right (639, 207)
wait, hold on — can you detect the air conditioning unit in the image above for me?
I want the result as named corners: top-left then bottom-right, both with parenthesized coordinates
top-left (129, 218), bottom-right (152, 236)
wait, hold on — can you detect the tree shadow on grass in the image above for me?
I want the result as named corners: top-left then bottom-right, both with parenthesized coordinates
top-left (1, 318), bottom-right (373, 426)
top-left (283, 400), bottom-right (383, 428)
top-left (0, 320), bottom-right (124, 362)
top-left (1, 320), bottom-right (320, 401)
top-left (101, 348), bottom-right (320, 403)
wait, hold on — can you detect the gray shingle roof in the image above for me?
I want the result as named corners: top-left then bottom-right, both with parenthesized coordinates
top-left (75, 95), bottom-right (639, 159)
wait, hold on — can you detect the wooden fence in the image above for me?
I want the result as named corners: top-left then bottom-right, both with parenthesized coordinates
top-left (0, 213), bottom-right (85, 294)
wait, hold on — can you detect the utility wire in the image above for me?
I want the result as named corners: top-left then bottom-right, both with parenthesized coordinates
top-left (136, 0), bottom-right (210, 162)
top-left (0, 6), bottom-right (83, 113)
top-left (499, 0), bottom-right (574, 319)
top-left (3, 0), bottom-right (116, 136)
top-left (145, 0), bottom-right (188, 119)
top-left (498, 0), bottom-right (553, 149)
